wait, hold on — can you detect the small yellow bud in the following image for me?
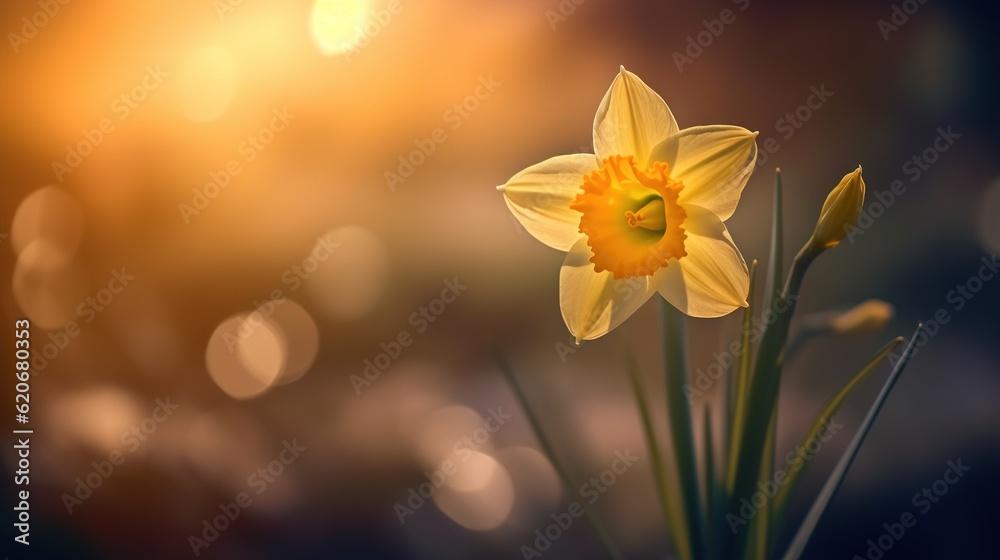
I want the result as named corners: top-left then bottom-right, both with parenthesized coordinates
top-left (829, 299), bottom-right (894, 335)
top-left (807, 166), bottom-right (866, 253)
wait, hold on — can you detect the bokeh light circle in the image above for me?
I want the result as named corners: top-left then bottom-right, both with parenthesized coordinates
top-left (205, 314), bottom-right (287, 400)
top-left (10, 186), bottom-right (85, 259)
top-left (433, 451), bottom-right (515, 531)
top-left (415, 405), bottom-right (487, 468)
top-left (13, 240), bottom-right (89, 330)
top-left (497, 446), bottom-right (562, 520)
top-left (310, 0), bottom-right (371, 55)
top-left (267, 300), bottom-right (320, 385)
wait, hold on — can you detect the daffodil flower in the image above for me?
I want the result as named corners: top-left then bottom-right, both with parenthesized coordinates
top-left (499, 67), bottom-right (759, 342)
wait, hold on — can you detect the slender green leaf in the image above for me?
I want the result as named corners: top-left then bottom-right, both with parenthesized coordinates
top-left (727, 249), bottom-right (815, 559)
top-left (724, 330), bottom-right (734, 482)
top-left (727, 260), bottom-right (758, 495)
top-left (625, 345), bottom-right (692, 560)
top-left (773, 337), bottom-right (903, 516)
top-left (748, 406), bottom-right (776, 560)
top-left (492, 348), bottom-right (625, 560)
top-left (705, 405), bottom-right (732, 560)
top-left (762, 169), bottom-right (784, 318)
top-left (701, 406), bottom-right (716, 559)
top-left (755, 172), bottom-right (783, 560)
top-left (729, 169), bottom-right (795, 516)
top-left (780, 325), bottom-right (923, 560)
top-left (660, 299), bottom-right (707, 560)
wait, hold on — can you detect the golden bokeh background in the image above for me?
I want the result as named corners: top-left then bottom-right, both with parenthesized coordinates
top-left (1, 1), bottom-right (998, 558)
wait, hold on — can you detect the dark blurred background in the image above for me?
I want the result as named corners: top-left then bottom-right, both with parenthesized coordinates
top-left (1, 1), bottom-right (998, 558)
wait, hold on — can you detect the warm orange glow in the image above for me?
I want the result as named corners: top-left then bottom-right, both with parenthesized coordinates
top-left (176, 46), bottom-right (238, 123)
top-left (310, 0), bottom-right (370, 55)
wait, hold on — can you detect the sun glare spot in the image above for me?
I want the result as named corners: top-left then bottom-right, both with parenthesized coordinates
top-left (310, 0), bottom-right (370, 55)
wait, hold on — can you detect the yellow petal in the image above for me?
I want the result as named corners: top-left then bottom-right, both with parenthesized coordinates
top-left (560, 237), bottom-right (657, 342)
top-left (593, 67), bottom-right (679, 167)
top-left (649, 125), bottom-right (758, 222)
top-left (656, 205), bottom-right (749, 317)
top-left (500, 153), bottom-right (598, 251)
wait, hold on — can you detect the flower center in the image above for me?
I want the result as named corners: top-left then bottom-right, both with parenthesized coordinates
top-left (570, 155), bottom-right (687, 279)
top-left (624, 198), bottom-right (666, 230)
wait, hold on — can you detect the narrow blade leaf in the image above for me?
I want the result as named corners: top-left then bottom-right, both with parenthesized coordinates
top-left (493, 348), bottom-right (625, 560)
top-left (780, 325), bottom-right (923, 560)
top-left (726, 259), bottom-right (758, 494)
top-left (762, 169), bottom-right (784, 316)
top-left (661, 299), bottom-right (708, 560)
top-left (626, 346), bottom-right (692, 560)
top-left (773, 337), bottom-right (904, 516)
top-left (748, 406), bottom-right (776, 560)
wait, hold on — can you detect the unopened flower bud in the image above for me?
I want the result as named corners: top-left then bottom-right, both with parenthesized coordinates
top-left (829, 299), bottom-right (894, 335)
top-left (807, 166), bottom-right (865, 253)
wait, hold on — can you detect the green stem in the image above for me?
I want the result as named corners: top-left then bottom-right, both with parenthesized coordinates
top-left (726, 249), bottom-right (815, 558)
top-left (703, 406), bottom-right (724, 560)
top-left (750, 406), bottom-right (777, 560)
top-left (661, 299), bottom-right (707, 560)
top-left (625, 346), bottom-right (692, 560)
